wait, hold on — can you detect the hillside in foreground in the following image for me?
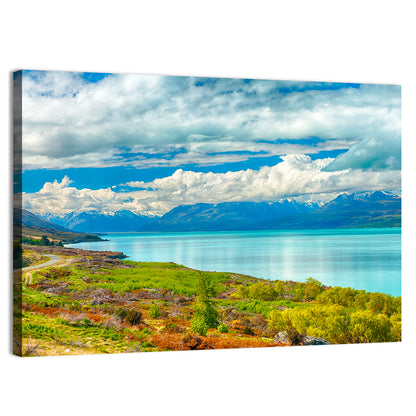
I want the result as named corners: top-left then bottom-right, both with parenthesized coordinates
top-left (13, 245), bottom-right (401, 356)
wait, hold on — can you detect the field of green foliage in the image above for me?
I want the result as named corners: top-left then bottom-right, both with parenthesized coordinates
top-left (14, 247), bottom-right (401, 356)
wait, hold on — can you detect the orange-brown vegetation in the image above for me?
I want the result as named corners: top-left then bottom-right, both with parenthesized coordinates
top-left (16, 244), bottom-right (401, 357)
top-left (150, 332), bottom-right (282, 351)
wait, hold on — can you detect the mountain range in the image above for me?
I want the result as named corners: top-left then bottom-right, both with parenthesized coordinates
top-left (37, 190), bottom-right (401, 233)
top-left (13, 208), bottom-right (103, 243)
top-left (43, 210), bottom-right (156, 233)
top-left (254, 190), bottom-right (401, 230)
top-left (140, 200), bottom-right (319, 231)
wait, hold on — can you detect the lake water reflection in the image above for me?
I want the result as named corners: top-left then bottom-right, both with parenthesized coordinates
top-left (67, 228), bottom-right (401, 296)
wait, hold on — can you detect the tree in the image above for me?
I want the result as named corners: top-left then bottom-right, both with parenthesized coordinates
top-left (350, 310), bottom-right (392, 343)
top-left (367, 293), bottom-right (387, 314)
top-left (304, 277), bottom-right (323, 300)
top-left (190, 274), bottom-right (218, 336)
top-left (235, 285), bottom-right (249, 299)
top-left (274, 281), bottom-right (285, 298)
top-left (294, 283), bottom-right (305, 301)
top-left (40, 235), bottom-right (50, 246)
top-left (390, 313), bottom-right (401, 341)
top-left (268, 309), bottom-right (305, 345)
top-left (248, 282), bottom-right (277, 301)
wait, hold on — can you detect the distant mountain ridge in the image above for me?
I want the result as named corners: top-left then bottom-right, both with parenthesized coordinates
top-left (14, 208), bottom-right (72, 233)
top-left (14, 208), bottom-right (103, 243)
top-left (320, 190), bottom-right (400, 212)
top-left (255, 190), bottom-right (401, 230)
top-left (40, 190), bottom-right (401, 233)
top-left (42, 210), bottom-right (157, 233)
top-left (141, 200), bottom-right (319, 231)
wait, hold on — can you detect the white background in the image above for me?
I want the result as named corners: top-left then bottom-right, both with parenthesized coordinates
top-left (1, 1), bottom-right (415, 415)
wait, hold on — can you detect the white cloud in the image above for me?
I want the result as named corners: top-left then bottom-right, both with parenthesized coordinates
top-left (23, 156), bottom-right (401, 216)
top-left (21, 72), bottom-right (401, 171)
top-left (126, 154), bottom-right (400, 204)
top-left (324, 132), bottom-right (401, 171)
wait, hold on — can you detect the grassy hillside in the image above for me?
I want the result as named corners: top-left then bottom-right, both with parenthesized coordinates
top-left (16, 223), bottom-right (103, 244)
top-left (14, 246), bottom-right (401, 356)
top-left (13, 208), bottom-right (103, 244)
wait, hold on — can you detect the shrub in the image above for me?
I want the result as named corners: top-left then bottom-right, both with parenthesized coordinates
top-left (230, 319), bottom-right (243, 329)
top-left (114, 306), bottom-right (128, 322)
top-left (317, 287), bottom-right (361, 307)
top-left (243, 326), bottom-right (254, 336)
top-left (235, 285), bottom-right (249, 299)
top-left (80, 318), bottom-right (93, 328)
top-left (149, 303), bottom-right (162, 319)
top-left (125, 309), bottom-right (142, 326)
top-left (268, 304), bottom-right (396, 344)
top-left (235, 281), bottom-right (288, 302)
top-left (217, 322), bottom-right (229, 333)
top-left (190, 316), bottom-right (210, 336)
top-left (286, 327), bottom-right (305, 346)
top-left (294, 284), bottom-right (305, 301)
top-left (390, 313), bottom-right (401, 341)
top-left (164, 321), bottom-right (179, 332)
top-left (114, 307), bottom-right (142, 325)
top-left (349, 310), bottom-right (393, 343)
top-left (317, 287), bottom-right (401, 317)
top-left (304, 277), bottom-right (324, 300)
top-left (40, 235), bottom-right (51, 246)
top-left (104, 317), bottom-right (120, 330)
top-left (367, 293), bottom-right (388, 314)
top-left (249, 282), bottom-right (277, 301)
top-left (274, 281), bottom-right (285, 297)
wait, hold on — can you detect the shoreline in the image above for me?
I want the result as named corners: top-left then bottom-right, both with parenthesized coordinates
top-left (24, 244), bottom-right (400, 297)
top-left (14, 244), bottom-right (401, 357)
top-left (63, 228), bottom-right (401, 297)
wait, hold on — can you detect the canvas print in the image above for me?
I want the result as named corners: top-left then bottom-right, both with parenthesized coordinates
top-left (13, 70), bottom-right (401, 357)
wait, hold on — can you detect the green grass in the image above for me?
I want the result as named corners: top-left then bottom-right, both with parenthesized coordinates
top-left (69, 261), bottom-right (232, 297)
top-left (23, 285), bottom-right (72, 308)
top-left (215, 298), bottom-right (309, 317)
top-left (21, 312), bottom-right (141, 351)
top-left (18, 249), bottom-right (402, 355)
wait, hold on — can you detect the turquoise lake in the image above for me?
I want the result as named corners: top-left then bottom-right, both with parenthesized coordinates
top-left (67, 228), bottom-right (402, 297)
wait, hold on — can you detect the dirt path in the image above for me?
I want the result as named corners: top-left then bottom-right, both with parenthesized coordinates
top-left (18, 254), bottom-right (61, 272)
top-left (14, 254), bottom-right (61, 285)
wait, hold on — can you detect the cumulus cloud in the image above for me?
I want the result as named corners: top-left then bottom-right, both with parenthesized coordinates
top-left (23, 156), bottom-right (401, 216)
top-left (21, 71), bottom-right (401, 171)
top-left (324, 133), bottom-right (401, 171)
top-left (23, 175), bottom-right (167, 216)
top-left (126, 154), bottom-right (400, 204)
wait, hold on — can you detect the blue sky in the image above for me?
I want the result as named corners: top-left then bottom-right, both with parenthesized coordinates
top-left (19, 70), bottom-right (401, 216)
top-left (21, 149), bottom-right (348, 193)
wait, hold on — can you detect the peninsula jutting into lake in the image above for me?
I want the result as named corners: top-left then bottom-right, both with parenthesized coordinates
top-left (13, 71), bottom-right (401, 356)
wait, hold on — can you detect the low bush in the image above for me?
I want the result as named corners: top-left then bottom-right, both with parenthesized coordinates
top-left (125, 309), bottom-right (142, 326)
top-left (217, 322), bottom-right (229, 333)
top-left (243, 326), bottom-right (254, 336)
top-left (149, 303), bottom-right (162, 319)
top-left (190, 316), bottom-right (210, 336)
top-left (114, 306), bottom-right (128, 322)
top-left (316, 287), bottom-right (401, 317)
top-left (268, 304), bottom-right (399, 344)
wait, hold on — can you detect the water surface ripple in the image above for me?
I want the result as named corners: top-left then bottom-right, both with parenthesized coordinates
top-left (68, 228), bottom-right (401, 296)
